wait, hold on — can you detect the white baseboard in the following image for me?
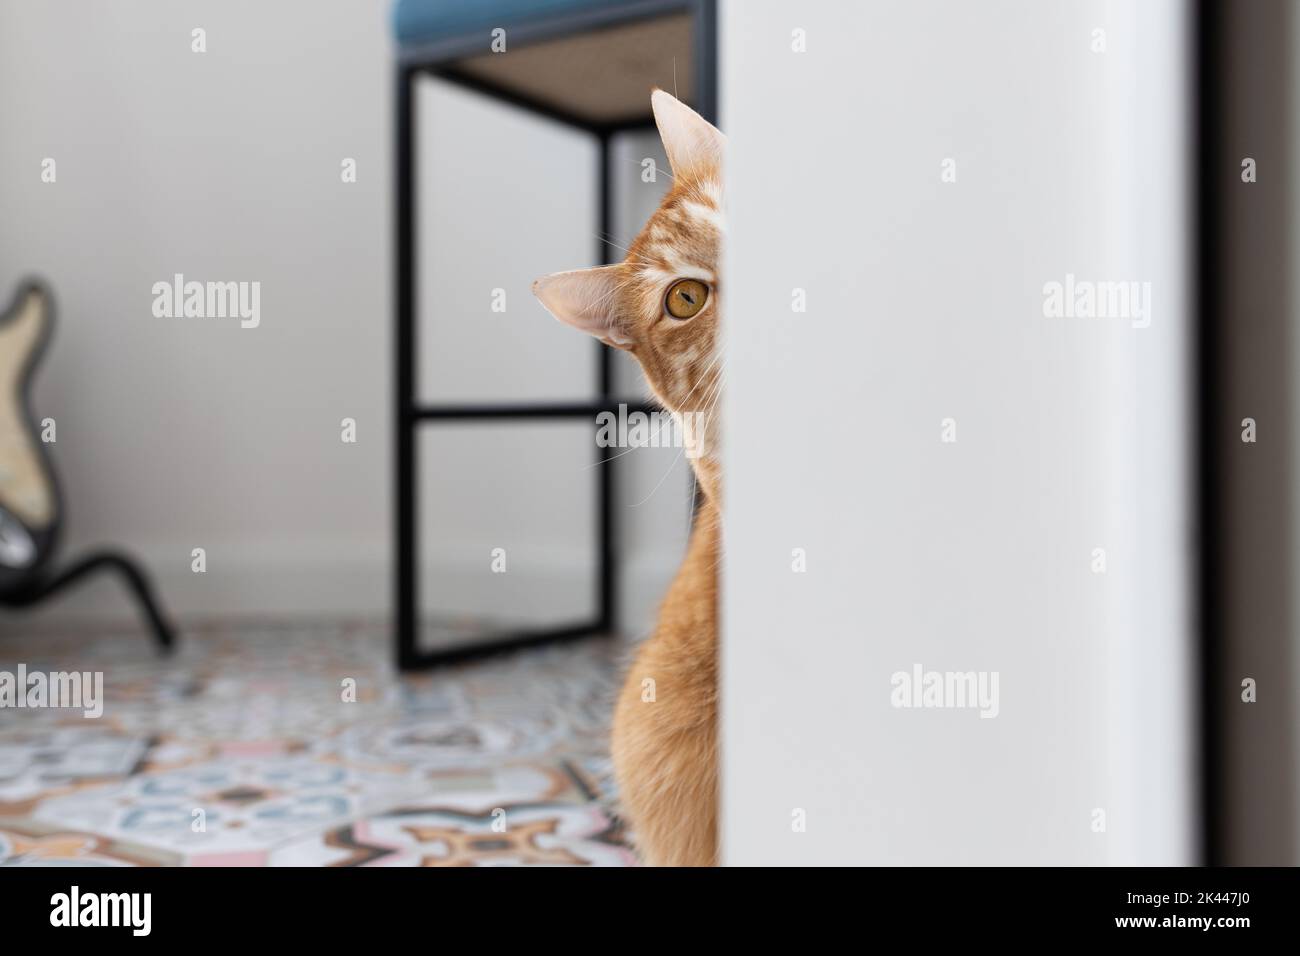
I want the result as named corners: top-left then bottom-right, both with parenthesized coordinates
top-left (1, 540), bottom-right (681, 638)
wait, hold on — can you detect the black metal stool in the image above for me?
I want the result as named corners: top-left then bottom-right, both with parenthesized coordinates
top-left (393, 0), bottom-right (718, 668)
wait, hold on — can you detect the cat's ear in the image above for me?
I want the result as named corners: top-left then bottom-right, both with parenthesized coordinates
top-left (651, 89), bottom-right (724, 180)
top-left (532, 265), bottom-right (634, 349)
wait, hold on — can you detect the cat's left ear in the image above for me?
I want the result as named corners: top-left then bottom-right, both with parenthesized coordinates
top-left (651, 89), bottom-right (724, 181)
top-left (532, 265), bottom-right (634, 349)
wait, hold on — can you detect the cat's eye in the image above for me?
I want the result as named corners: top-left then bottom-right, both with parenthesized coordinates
top-left (665, 278), bottom-right (709, 320)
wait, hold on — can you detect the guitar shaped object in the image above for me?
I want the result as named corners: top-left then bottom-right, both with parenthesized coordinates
top-left (0, 279), bottom-right (174, 648)
top-left (0, 282), bottom-right (59, 595)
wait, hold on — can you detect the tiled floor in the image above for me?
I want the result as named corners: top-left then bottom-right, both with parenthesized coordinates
top-left (0, 621), bottom-right (637, 866)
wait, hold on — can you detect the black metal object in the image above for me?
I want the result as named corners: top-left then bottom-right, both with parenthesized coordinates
top-left (394, 0), bottom-right (717, 669)
top-left (2, 551), bottom-right (176, 649)
top-left (415, 400), bottom-right (656, 421)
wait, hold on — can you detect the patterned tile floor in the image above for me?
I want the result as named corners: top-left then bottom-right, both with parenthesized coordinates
top-left (0, 621), bottom-right (637, 866)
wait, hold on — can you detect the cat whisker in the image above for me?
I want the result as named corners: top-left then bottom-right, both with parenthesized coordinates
top-left (585, 430), bottom-right (663, 468)
top-left (674, 350), bottom-right (726, 412)
top-left (596, 233), bottom-right (638, 258)
top-left (630, 444), bottom-right (685, 508)
top-left (685, 366), bottom-right (727, 420)
top-left (622, 156), bottom-right (675, 182)
top-left (594, 233), bottom-right (660, 265)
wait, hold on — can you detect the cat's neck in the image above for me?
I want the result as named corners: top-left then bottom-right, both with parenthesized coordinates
top-left (652, 491), bottom-right (719, 656)
top-left (691, 463), bottom-right (722, 574)
top-left (680, 493), bottom-right (721, 602)
top-left (690, 456), bottom-right (722, 508)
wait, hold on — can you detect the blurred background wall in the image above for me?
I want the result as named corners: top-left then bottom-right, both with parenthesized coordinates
top-left (0, 0), bottom-right (687, 635)
top-left (721, 0), bottom-right (1195, 865)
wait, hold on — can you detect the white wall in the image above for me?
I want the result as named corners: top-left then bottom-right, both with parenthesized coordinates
top-left (721, 0), bottom-right (1194, 864)
top-left (0, 0), bottom-right (392, 623)
top-left (0, 0), bottom-right (687, 636)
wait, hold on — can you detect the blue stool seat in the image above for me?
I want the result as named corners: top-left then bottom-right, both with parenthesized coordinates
top-left (394, 0), bottom-right (630, 48)
top-left (394, 0), bottom-right (699, 126)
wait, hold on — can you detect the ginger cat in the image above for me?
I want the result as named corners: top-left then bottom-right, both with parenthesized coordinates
top-left (533, 90), bottom-right (724, 866)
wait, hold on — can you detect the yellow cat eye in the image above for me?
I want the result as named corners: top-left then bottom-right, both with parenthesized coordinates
top-left (665, 278), bottom-right (709, 320)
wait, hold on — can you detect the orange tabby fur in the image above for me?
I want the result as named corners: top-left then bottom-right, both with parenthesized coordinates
top-left (532, 91), bottom-right (725, 866)
top-left (610, 497), bottom-right (719, 865)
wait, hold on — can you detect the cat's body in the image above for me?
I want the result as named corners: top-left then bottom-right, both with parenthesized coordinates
top-left (534, 91), bottom-right (725, 866)
top-left (611, 497), bottom-right (719, 866)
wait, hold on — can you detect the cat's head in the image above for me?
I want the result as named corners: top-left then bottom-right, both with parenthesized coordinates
top-left (533, 90), bottom-right (725, 491)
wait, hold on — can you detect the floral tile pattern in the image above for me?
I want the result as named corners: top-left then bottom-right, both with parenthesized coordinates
top-left (0, 621), bottom-right (635, 866)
